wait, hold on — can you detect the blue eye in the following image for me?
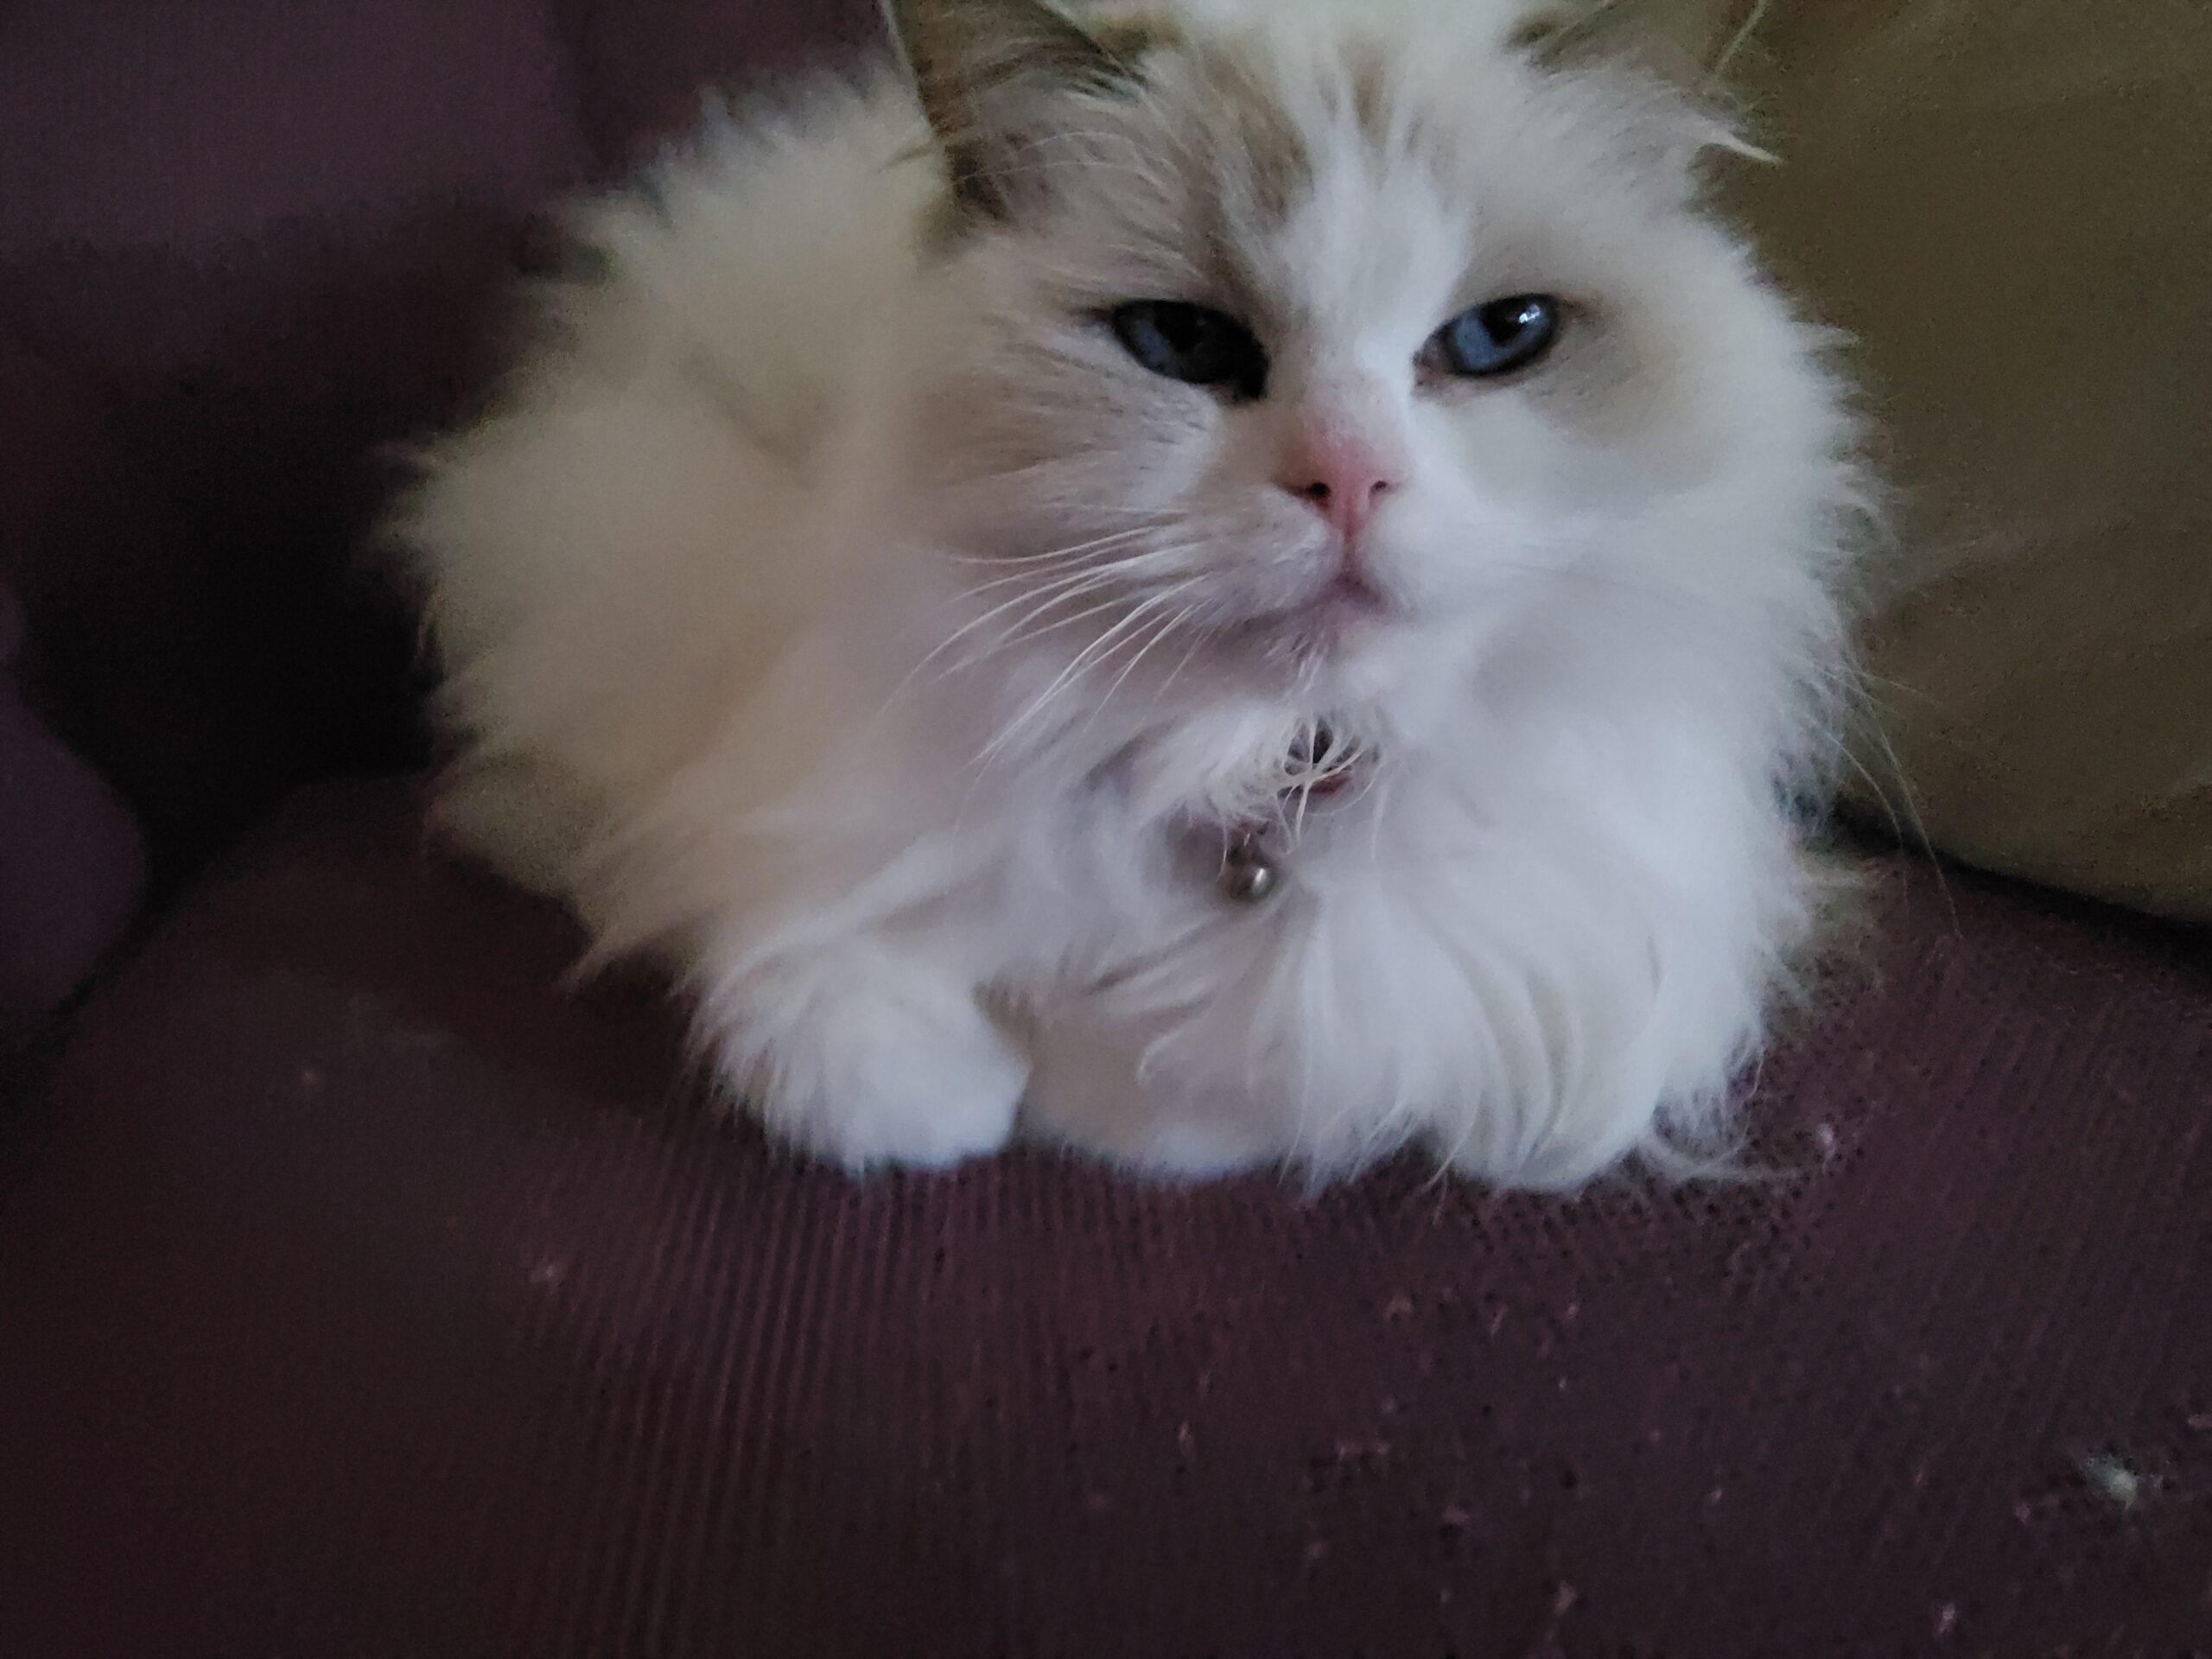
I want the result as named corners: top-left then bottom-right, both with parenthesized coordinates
top-left (1433, 295), bottom-right (1561, 378)
top-left (1109, 301), bottom-right (1268, 397)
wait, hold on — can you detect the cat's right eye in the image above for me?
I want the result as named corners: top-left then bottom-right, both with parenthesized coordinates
top-left (1109, 302), bottom-right (1268, 398)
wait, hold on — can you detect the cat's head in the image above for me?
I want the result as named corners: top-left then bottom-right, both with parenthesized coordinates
top-left (890, 0), bottom-right (1851, 736)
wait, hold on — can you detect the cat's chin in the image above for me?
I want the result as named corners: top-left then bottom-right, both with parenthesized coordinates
top-left (1214, 572), bottom-right (1402, 676)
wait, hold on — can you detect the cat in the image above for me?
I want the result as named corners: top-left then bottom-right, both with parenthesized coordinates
top-left (397, 0), bottom-right (1866, 1186)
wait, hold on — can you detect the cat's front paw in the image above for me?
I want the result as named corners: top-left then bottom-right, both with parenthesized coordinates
top-left (710, 951), bottom-right (1028, 1173)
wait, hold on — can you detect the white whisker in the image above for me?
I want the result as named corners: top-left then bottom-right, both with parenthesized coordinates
top-left (1077, 581), bottom-right (1206, 742)
top-left (963, 588), bottom-right (1146, 671)
top-left (898, 564), bottom-right (1126, 687)
top-left (944, 522), bottom-right (1166, 571)
top-left (1148, 620), bottom-right (1212, 710)
top-left (977, 588), bottom-right (1186, 768)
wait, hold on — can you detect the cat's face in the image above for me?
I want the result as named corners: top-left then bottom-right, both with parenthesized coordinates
top-left (900, 0), bottom-right (1827, 722)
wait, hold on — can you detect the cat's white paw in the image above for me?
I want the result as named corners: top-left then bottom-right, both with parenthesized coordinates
top-left (714, 951), bottom-right (1028, 1173)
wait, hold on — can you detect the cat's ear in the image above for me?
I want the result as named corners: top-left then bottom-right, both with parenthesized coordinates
top-left (1512, 0), bottom-right (1764, 79)
top-left (884, 0), bottom-right (1154, 219)
top-left (1512, 0), bottom-right (1771, 166)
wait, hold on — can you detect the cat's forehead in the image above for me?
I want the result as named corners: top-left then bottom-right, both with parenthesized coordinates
top-left (1087, 0), bottom-right (1532, 42)
top-left (1049, 10), bottom-right (1620, 339)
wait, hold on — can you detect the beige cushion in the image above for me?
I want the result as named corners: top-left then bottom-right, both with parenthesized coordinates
top-left (1709, 2), bottom-right (2212, 921)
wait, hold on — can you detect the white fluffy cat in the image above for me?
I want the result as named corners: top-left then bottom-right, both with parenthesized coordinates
top-left (399, 0), bottom-right (1865, 1185)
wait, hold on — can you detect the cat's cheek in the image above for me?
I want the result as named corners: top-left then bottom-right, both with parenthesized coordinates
top-left (1361, 518), bottom-right (1487, 617)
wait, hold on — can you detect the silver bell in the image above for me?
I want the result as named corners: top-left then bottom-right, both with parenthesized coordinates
top-left (1216, 838), bottom-right (1280, 905)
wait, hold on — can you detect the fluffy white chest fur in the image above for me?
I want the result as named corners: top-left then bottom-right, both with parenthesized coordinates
top-left (400, 0), bottom-right (1865, 1186)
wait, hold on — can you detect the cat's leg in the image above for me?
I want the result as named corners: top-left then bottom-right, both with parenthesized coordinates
top-left (698, 938), bottom-right (1029, 1172)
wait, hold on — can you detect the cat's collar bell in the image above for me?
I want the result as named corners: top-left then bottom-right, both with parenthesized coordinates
top-left (1216, 836), bottom-right (1281, 905)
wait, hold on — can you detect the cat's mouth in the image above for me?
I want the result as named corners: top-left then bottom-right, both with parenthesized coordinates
top-left (1226, 569), bottom-right (1396, 659)
top-left (1310, 571), bottom-right (1391, 619)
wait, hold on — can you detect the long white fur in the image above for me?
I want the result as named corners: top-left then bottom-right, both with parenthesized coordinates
top-left (398, 0), bottom-right (1866, 1185)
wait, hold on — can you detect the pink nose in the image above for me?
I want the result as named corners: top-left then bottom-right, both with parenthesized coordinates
top-left (1278, 434), bottom-right (1402, 544)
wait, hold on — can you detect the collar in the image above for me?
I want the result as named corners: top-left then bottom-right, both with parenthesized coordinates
top-left (1212, 722), bottom-right (1374, 905)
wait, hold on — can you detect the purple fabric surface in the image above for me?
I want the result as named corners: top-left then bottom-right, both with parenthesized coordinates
top-left (0, 0), bottom-right (875, 861)
top-left (0, 581), bottom-right (144, 1045)
top-left (2, 779), bottom-right (2206, 1657)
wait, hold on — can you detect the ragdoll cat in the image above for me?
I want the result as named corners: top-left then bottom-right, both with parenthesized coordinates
top-left (399, 0), bottom-right (1865, 1185)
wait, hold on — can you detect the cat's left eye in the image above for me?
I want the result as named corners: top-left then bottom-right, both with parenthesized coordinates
top-left (1430, 295), bottom-right (1561, 379)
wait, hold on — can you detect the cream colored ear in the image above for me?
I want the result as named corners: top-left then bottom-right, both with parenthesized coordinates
top-left (1515, 0), bottom-right (1770, 85)
top-left (881, 0), bottom-right (1147, 217)
top-left (1515, 0), bottom-right (1775, 166)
